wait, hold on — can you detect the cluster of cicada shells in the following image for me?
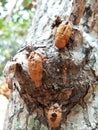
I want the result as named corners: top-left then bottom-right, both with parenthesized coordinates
top-left (28, 19), bottom-right (73, 127)
top-left (55, 21), bottom-right (72, 49)
top-left (47, 103), bottom-right (62, 128)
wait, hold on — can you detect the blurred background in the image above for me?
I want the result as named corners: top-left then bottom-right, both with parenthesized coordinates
top-left (0, 0), bottom-right (36, 75)
top-left (0, 0), bottom-right (36, 129)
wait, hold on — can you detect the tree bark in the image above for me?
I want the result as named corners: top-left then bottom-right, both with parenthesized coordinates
top-left (3, 0), bottom-right (98, 130)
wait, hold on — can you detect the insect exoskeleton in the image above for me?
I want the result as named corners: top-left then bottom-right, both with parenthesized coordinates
top-left (28, 50), bottom-right (44, 87)
top-left (55, 21), bottom-right (73, 49)
top-left (47, 103), bottom-right (62, 128)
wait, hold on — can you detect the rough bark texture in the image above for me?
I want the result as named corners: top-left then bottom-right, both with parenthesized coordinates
top-left (3, 0), bottom-right (98, 130)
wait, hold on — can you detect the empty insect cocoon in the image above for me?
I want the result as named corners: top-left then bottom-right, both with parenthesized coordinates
top-left (28, 51), bottom-right (44, 87)
top-left (47, 103), bottom-right (62, 128)
top-left (55, 21), bottom-right (72, 49)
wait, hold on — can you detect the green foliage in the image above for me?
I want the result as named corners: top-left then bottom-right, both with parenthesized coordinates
top-left (0, 0), bottom-right (35, 76)
top-left (23, 0), bottom-right (33, 7)
top-left (0, 0), bottom-right (7, 6)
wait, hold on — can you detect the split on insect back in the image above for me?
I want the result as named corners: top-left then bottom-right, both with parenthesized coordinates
top-left (28, 50), bottom-right (45, 87)
top-left (54, 21), bottom-right (73, 49)
top-left (47, 103), bottom-right (62, 128)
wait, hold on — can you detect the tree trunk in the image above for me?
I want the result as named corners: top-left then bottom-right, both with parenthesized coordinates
top-left (3, 0), bottom-right (98, 130)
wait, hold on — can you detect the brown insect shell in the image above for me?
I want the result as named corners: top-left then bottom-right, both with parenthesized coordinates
top-left (28, 51), bottom-right (44, 87)
top-left (55, 21), bottom-right (72, 49)
top-left (47, 103), bottom-right (62, 128)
